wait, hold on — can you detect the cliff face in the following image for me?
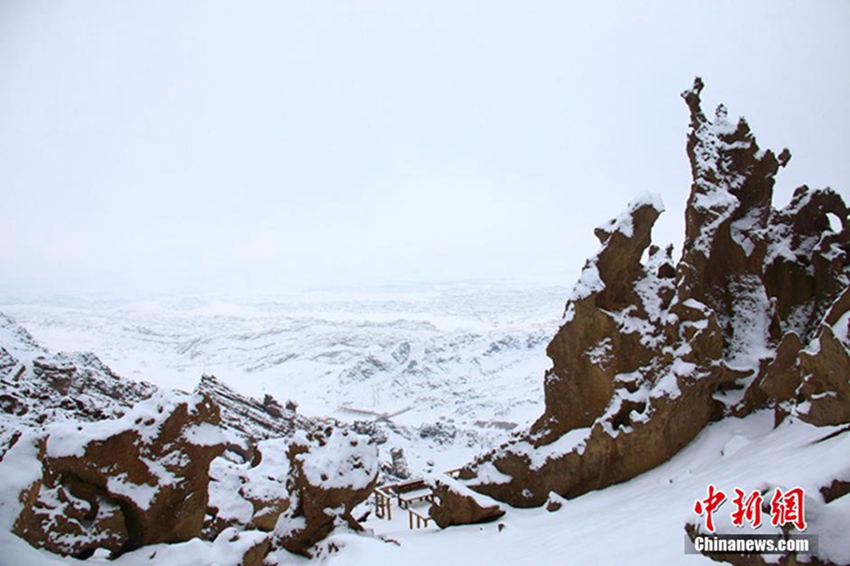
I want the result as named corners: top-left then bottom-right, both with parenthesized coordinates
top-left (460, 78), bottom-right (850, 508)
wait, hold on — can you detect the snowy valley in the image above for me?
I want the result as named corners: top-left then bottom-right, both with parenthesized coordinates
top-left (0, 283), bottom-right (566, 478)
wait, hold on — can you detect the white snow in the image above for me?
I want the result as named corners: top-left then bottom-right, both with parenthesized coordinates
top-left (609, 305), bottom-right (662, 347)
top-left (832, 310), bottom-right (850, 346)
top-left (427, 473), bottom-right (504, 510)
top-left (183, 423), bottom-right (228, 447)
top-left (595, 191), bottom-right (665, 239)
top-left (0, 284), bottom-right (563, 429)
top-left (671, 359), bottom-right (697, 378)
top-left (811, 493), bottom-right (850, 564)
top-left (585, 337), bottom-right (612, 368)
top-left (472, 461), bottom-right (513, 486)
top-left (295, 430), bottom-right (378, 491)
top-left (0, 434), bottom-right (44, 531)
top-left (529, 426), bottom-right (592, 467)
top-left (105, 474), bottom-right (159, 510)
top-left (570, 260), bottom-right (604, 302)
top-left (730, 207), bottom-right (764, 257)
top-left (334, 411), bottom-right (848, 566)
top-left (724, 277), bottom-right (773, 373)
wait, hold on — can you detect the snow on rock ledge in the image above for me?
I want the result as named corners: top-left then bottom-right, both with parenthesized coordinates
top-left (426, 474), bottom-right (505, 529)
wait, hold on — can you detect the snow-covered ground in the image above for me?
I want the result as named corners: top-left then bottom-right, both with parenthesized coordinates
top-left (1, 410), bottom-right (847, 565)
top-left (344, 411), bottom-right (850, 566)
top-left (1, 282), bottom-right (847, 565)
top-left (0, 282), bottom-right (566, 425)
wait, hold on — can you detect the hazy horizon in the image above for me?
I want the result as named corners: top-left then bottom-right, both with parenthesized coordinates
top-left (2, 1), bottom-right (848, 297)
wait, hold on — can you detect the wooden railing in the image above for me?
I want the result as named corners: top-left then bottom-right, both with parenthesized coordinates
top-left (407, 506), bottom-right (431, 529)
top-left (374, 468), bottom-right (469, 529)
top-left (374, 486), bottom-right (394, 520)
top-left (374, 478), bottom-right (436, 530)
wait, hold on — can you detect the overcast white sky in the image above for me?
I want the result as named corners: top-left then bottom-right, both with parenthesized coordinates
top-left (1, 1), bottom-right (848, 297)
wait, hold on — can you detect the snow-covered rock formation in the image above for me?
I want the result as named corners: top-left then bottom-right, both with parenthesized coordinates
top-left (10, 392), bottom-right (226, 556)
top-left (0, 312), bottom-right (378, 561)
top-left (275, 427), bottom-right (379, 556)
top-left (458, 78), bottom-right (850, 521)
top-left (426, 475), bottom-right (505, 529)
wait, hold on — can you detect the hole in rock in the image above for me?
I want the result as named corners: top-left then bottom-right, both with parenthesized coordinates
top-left (826, 212), bottom-right (842, 232)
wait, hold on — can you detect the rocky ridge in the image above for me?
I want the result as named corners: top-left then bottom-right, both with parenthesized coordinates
top-left (0, 312), bottom-right (157, 461)
top-left (457, 77), bottom-right (849, 536)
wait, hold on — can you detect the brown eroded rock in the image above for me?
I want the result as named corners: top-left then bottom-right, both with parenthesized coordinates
top-left (204, 437), bottom-right (293, 539)
top-left (790, 288), bottom-right (850, 427)
top-left (763, 187), bottom-right (849, 341)
top-left (458, 78), bottom-right (850, 509)
top-left (274, 427), bottom-right (378, 556)
top-left (759, 189), bottom-right (850, 426)
top-left (241, 536), bottom-right (273, 566)
top-left (537, 195), bottom-right (665, 439)
top-left (12, 438), bottom-right (129, 558)
top-left (13, 392), bottom-right (226, 557)
top-left (545, 492), bottom-right (566, 512)
top-left (247, 496), bottom-right (290, 532)
top-left (760, 332), bottom-right (804, 405)
top-left (195, 374), bottom-right (315, 445)
top-left (820, 474), bottom-right (850, 503)
top-left (796, 328), bottom-right (850, 426)
top-left (427, 476), bottom-right (504, 528)
top-left (205, 425), bottom-right (378, 556)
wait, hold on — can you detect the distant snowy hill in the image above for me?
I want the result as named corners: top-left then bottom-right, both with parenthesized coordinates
top-left (0, 283), bottom-right (566, 431)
